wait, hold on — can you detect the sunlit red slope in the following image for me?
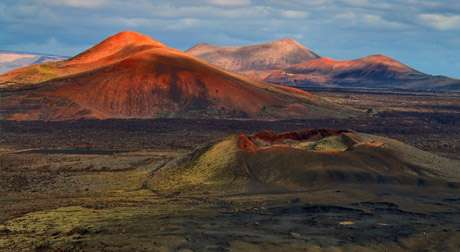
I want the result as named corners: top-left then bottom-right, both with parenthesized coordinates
top-left (0, 31), bottom-right (166, 86)
top-left (0, 31), bottom-right (353, 120)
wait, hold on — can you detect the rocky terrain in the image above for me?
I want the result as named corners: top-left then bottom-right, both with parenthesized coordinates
top-left (1, 89), bottom-right (459, 251)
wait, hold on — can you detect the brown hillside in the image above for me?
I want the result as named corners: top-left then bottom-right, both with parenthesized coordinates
top-left (186, 38), bottom-right (320, 72)
top-left (0, 32), bottom-right (354, 120)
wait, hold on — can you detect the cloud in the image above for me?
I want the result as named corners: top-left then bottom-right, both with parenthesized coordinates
top-left (207, 0), bottom-right (251, 7)
top-left (336, 12), bottom-right (407, 30)
top-left (1, 0), bottom-right (460, 77)
top-left (362, 14), bottom-right (407, 29)
top-left (419, 13), bottom-right (460, 30)
top-left (280, 10), bottom-right (308, 19)
top-left (41, 0), bottom-right (108, 8)
top-left (341, 0), bottom-right (369, 7)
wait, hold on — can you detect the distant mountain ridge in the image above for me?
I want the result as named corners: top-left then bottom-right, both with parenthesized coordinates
top-left (0, 31), bottom-right (355, 121)
top-left (186, 38), bottom-right (320, 72)
top-left (187, 40), bottom-right (460, 91)
top-left (0, 51), bottom-right (67, 74)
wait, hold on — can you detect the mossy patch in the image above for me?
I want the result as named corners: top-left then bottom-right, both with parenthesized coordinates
top-left (150, 136), bottom-right (243, 192)
top-left (12, 63), bottom-right (60, 84)
top-left (0, 206), bottom-right (151, 251)
top-left (308, 135), bottom-right (351, 152)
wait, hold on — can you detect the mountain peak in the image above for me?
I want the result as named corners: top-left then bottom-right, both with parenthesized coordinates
top-left (188, 42), bottom-right (215, 48)
top-left (185, 43), bottom-right (218, 55)
top-left (361, 54), bottom-right (396, 62)
top-left (68, 31), bottom-right (166, 65)
top-left (187, 38), bottom-right (320, 71)
top-left (272, 38), bottom-right (300, 45)
top-left (270, 38), bottom-right (315, 53)
top-left (105, 31), bottom-right (163, 45)
top-left (359, 54), bottom-right (415, 73)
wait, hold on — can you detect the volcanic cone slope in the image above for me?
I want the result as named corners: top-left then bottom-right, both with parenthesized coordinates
top-left (265, 55), bottom-right (460, 90)
top-left (0, 31), bottom-right (354, 120)
top-left (186, 38), bottom-right (320, 72)
top-left (147, 129), bottom-right (460, 194)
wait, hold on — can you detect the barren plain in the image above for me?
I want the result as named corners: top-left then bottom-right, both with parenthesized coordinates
top-left (1, 89), bottom-right (460, 251)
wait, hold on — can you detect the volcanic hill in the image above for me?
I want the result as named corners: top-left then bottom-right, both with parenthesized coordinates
top-left (187, 40), bottom-right (460, 91)
top-left (0, 31), bottom-right (166, 86)
top-left (147, 129), bottom-right (460, 194)
top-left (0, 31), bottom-right (352, 120)
top-left (186, 38), bottom-right (320, 80)
top-left (265, 55), bottom-right (460, 90)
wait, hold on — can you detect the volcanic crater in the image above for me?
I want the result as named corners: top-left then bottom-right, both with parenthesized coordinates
top-left (147, 129), bottom-right (460, 194)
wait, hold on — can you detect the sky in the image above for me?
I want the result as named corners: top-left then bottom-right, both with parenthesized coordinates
top-left (0, 0), bottom-right (459, 78)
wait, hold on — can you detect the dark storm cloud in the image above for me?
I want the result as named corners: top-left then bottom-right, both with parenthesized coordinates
top-left (0, 0), bottom-right (459, 77)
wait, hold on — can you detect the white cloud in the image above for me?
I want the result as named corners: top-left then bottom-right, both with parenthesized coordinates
top-left (167, 18), bottom-right (201, 30)
top-left (336, 12), bottom-right (407, 29)
top-left (419, 13), bottom-right (460, 30)
top-left (109, 17), bottom-right (150, 27)
top-left (101, 16), bottom-right (201, 30)
top-left (341, 0), bottom-right (369, 7)
top-left (363, 14), bottom-right (406, 29)
top-left (116, 3), bottom-right (269, 19)
top-left (42, 0), bottom-right (108, 8)
top-left (207, 0), bottom-right (251, 7)
top-left (280, 10), bottom-right (309, 19)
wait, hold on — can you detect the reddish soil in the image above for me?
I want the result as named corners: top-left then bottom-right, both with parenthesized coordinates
top-left (0, 32), bottom-right (353, 121)
top-left (238, 133), bottom-right (258, 153)
top-left (186, 38), bottom-right (320, 72)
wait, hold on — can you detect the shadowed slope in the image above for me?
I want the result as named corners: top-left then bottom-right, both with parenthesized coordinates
top-left (265, 55), bottom-right (445, 89)
top-left (267, 54), bottom-right (459, 90)
top-left (147, 129), bottom-right (460, 194)
top-left (0, 32), bottom-right (354, 120)
top-left (273, 54), bottom-right (460, 90)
